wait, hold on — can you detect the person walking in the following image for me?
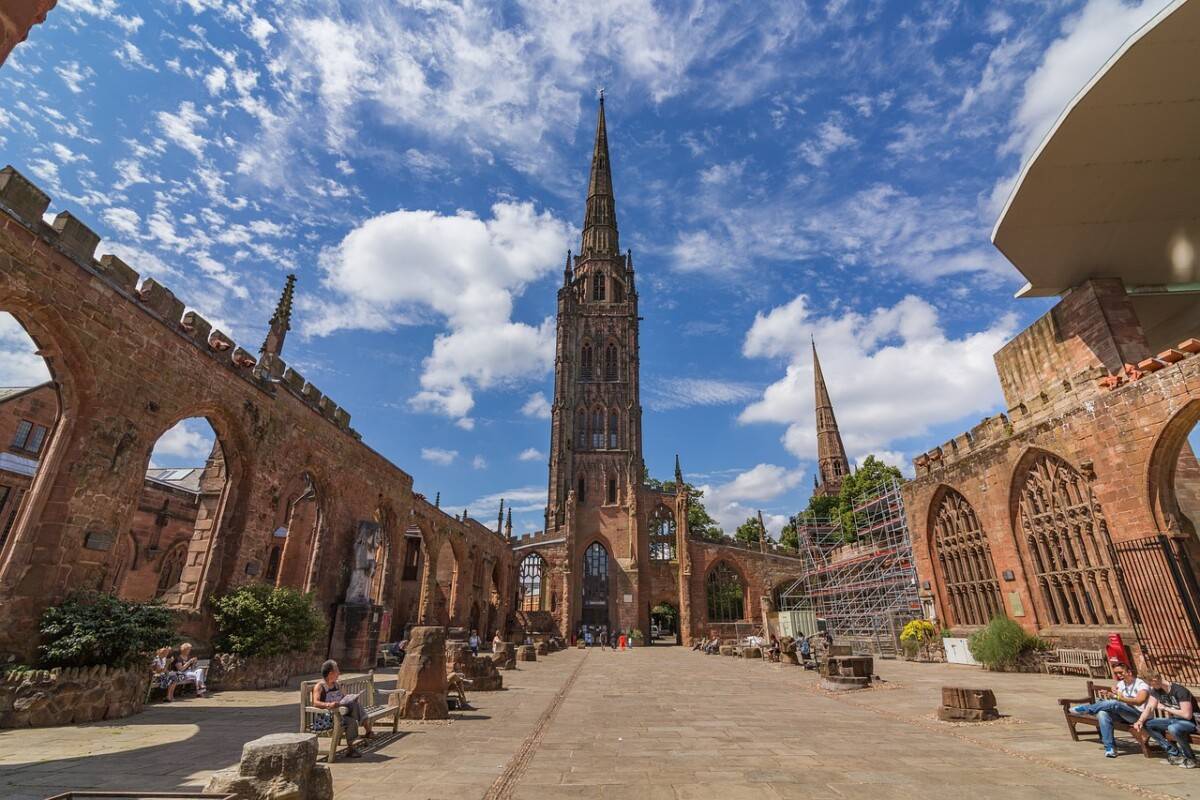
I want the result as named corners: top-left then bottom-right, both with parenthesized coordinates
top-left (468, 630), bottom-right (481, 657)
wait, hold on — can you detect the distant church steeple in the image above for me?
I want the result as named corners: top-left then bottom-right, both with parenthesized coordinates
top-left (812, 339), bottom-right (851, 497)
top-left (580, 93), bottom-right (619, 258)
top-left (260, 274), bottom-right (296, 357)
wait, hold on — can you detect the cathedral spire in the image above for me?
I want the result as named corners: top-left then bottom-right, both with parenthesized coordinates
top-left (260, 273), bottom-right (296, 357)
top-left (580, 93), bottom-right (619, 257)
top-left (812, 339), bottom-right (851, 498)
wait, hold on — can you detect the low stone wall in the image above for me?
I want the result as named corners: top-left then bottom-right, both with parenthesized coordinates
top-left (0, 665), bottom-right (145, 728)
top-left (208, 651), bottom-right (324, 691)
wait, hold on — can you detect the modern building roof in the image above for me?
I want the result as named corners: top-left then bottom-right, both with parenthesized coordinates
top-left (992, 0), bottom-right (1200, 348)
top-left (0, 383), bottom-right (53, 403)
top-left (144, 467), bottom-right (204, 495)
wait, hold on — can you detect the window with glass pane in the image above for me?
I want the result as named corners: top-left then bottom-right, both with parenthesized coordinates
top-left (608, 413), bottom-right (618, 448)
top-left (591, 410), bottom-right (603, 448)
top-left (649, 507), bottom-right (676, 561)
top-left (520, 553), bottom-right (547, 611)
top-left (10, 420), bottom-right (31, 449)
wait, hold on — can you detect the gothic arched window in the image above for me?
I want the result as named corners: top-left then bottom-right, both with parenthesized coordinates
top-left (265, 544), bottom-right (282, 582)
top-left (592, 273), bottom-right (606, 301)
top-left (156, 544), bottom-right (187, 597)
top-left (608, 412), bottom-right (619, 449)
top-left (592, 409), bottom-right (604, 449)
top-left (607, 477), bottom-right (617, 504)
top-left (519, 553), bottom-right (547, 611)
top-left (706, 561), bottom-right (745, 622)
top-left (604, 344), bottom-right (618, 381)
top-left (576, 408), bottom-right (587, 448)
top-left (931, 488), bottom-right (1002, 627)
top-left (577, 475), bottom-right (587, 504)
top-left (611, 279), bottom-right (624, 303)
top-left (1016, 452), bottom-right (1124, 627)
top-left (580, 343), bottom-right (593, 381)
top-left (650, 506), bottom-right (676, 561)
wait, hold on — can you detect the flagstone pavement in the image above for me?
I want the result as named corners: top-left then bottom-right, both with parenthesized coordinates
top-left (3, 645), bottom-right (1199, 799)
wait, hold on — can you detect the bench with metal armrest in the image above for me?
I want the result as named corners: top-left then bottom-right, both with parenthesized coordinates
top-left (299, 672), bottom-right (401, 763)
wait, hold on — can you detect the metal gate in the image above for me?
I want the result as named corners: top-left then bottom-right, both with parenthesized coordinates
top-left (1113, 535), bottom-right (1200, 684)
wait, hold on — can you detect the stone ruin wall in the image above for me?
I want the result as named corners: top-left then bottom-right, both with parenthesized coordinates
top-left (0, 165), bottom-right (514, 661)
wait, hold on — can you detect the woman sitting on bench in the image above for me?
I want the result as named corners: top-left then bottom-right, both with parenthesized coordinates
top-left (310, 660), bottom-right (374, 758)
top-left (173, 643), bottom-right (207, 696)
top-left (151, 646), bottom-right (179, 702)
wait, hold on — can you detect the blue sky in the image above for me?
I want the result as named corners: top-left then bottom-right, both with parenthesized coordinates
top-left (0, 0), bottom-right (1175, 536)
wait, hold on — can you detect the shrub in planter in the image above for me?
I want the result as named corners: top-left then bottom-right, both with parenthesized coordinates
top-left (212, 584), bottom-right (325, 657)
top-left (900, 619), bottom-right (940, 660)
top-left (38, 591), bottom-right (175, 669)
top-left (967, 616), bottom-right (1038, 670)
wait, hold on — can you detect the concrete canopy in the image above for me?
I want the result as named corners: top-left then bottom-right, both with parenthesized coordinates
top-left (992, 0), bottom-right (1200, 350)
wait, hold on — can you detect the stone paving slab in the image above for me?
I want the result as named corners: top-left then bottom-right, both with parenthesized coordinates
top-left (3, 647), bottom-right (1200, 799)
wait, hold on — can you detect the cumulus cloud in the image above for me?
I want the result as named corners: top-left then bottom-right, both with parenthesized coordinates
top-left (740, 294), bottom-right (1018, 463)
top-left (698, 463), bottom-right (804, 535)
top-left (313, 201), bottom-right (572, 423)
top-left (462, 485), bottom-right (547, 528)
top-left (420, 447), bottom-right (458, 466)
top-left (472, 455), bottom-right (488, 470)
top-left (157, 102), bottom-right (207, 159)
top-left (797, 115), bottom-right (857, 167)
top-left (0, 313), bottom-right (53, 386)
top-left (150, 418), bottom-right (215, 465)
top-left (54, 61), bottom-right (92, 93)
top-left (518, 447), bottom-right (545, 462)
top-left (101, 207), bottom-right (141, 238)
top-left (521, 392), bottom-right (552, 419)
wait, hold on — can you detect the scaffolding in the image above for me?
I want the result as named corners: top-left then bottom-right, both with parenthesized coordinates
top-left (776, 478), bottom-right (922, 653)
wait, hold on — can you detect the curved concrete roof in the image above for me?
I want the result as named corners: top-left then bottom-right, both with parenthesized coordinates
top-left (992, 0), bottom-right (1200, 301)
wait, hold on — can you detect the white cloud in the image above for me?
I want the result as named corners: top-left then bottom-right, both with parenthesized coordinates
top-left (472, 455), bottom-right (488, 470)
top-left (114, 42), bottom-right (157, 72)
top-left (54, 60), bottom-right (92, 93)
top-left (101, 207), bottom-right (141, 238)
top-left (518, 447), bottom-right (545, 462)
top-left (420, 447), bottom-right (458, 466)
top-left (797, 115), bottom-right (856, 167)
top-left (521, 392), bottom-right (552, 419)
top-left (157, 101), bottom-right (207, 159)
top-left (314, 201), bottom-right (572, 423)
top-left (698, 463), bottom-right (804, 535)
top-left (463, 485), bottom-right (547, 524)
top-left (1003, 0), bottom-right (1167, 160)
top-left (740, 294), bottom-right (1018, 463)
top-left (644, 378), bottom-right (759, 412)
top-left (205, 66), bottom-right (228, 95)
top-left (151, 418), bottom-right (215, 464)
top-left (0, 313), bottom-right (53, 386)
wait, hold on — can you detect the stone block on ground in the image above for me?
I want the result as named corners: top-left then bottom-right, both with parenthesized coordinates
top-left (941, 687), bottom-right (996, 710)
top-left (741, 646), bottom-right (762, 659)
top-left (719, 646), bottom-right (735, 656)
top-left (937, 706), bottom-right (999, 722)
top-left (534, 641), bottom-right (549, 656)
top-left (395, 626), bottom-right (449, 720)
top-left (204, 732), bottom-right (332, 800)
top-left (446, 641), bottom-right (503, 691)
top-left (516, 645), bottom-right (537, 662)
top-left (492, 642), bottom-right (516, 669)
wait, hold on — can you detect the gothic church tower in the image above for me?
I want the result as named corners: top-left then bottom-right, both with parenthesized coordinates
top-left (546, 95), bottom-right (643, 532)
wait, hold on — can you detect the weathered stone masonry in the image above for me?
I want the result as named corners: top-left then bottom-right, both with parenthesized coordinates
top-left (0, 165), bottom-right (514, 663)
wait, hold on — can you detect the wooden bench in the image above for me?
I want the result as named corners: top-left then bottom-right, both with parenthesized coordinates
top-left (1046, 648), bottom-right (1109, 678)
top-left (300, 672), bottom-right (402, 763)
top-left (146, 658), bottom-right (210, 703)
top-left (1059, 680), bottom-right (1200, 757)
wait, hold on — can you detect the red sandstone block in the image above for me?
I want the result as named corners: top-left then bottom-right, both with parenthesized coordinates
top-left (1159, 349), bottom-right (1187, 364)
top-left (1178, 339), bottom-right (1200, 354)
top-left (1138, 358), bottom-right (1164, 373)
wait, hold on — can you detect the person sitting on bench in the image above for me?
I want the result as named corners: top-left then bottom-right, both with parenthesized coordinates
top-left (151, 646), bottom-right (180, 702)
top-left (1133, 672), bottom-right (1199, 768)
top-left (310, 659), bottom-right (373, 758)
top-left (1069, 663), bottom-right (1148, 757)
top-left (173, 642), bottom-right (207, 696)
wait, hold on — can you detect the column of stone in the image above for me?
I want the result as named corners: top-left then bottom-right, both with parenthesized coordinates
top-left (675, 490), bottom-right (694, 645)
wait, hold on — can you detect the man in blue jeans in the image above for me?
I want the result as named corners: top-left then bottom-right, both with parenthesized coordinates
top-left (1071, 663), bottom-right (1149, 758)
top-left (1133, 672), bottom-right (1198, 768)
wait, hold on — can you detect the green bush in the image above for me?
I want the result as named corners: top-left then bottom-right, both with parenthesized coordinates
top-left (212, 584), bottom-right (325, 658)
top-left (967, 616), bottom-right (1038, 669)
top-left (38, 592), bottom-right (175, 669)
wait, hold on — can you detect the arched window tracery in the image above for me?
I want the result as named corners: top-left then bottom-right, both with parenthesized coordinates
top-left (576, 408), bottom-right (587, 448)
top-left (519, 553), bottom-right (547, 611)
top-left (649, 506), bottom-right (676, 561)
top-left (592, 409), bottom-right (604, 449)
top-left (156, 544), bottom-right (187, 597)
top-left (580, 342), bottom-right (593, 381)
top-left (1016, 453), bottom-right (1125, 627)
top-left (706, 562), bottom-right (745, 622)
top-left (931, 489), bottom-right (1002, 626)
top-left (592, 273), bottom-right (606, 301)
top-left (604, 344), bottom-right (618, 381)
top-left (608, 411), bottom-right (619, 449)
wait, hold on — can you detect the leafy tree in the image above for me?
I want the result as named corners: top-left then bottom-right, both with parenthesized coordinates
top-left (39, 591), bottom-right (176, 668)
top-left (645, 473), bottom-right (723, 541)
top-left (795, 455), bottom-right (905, 545)
top-left (734, 516), bottom-right (763, 545)
top-left (779, 518), bottom-right (799, 551)
top-left (212, 584), bottom-right (326, 658)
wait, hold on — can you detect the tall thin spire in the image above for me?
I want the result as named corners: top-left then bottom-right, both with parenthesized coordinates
top-left (505, 507), bottom-right (513, 539)
top-left (812, 339), bottom-right (851, 498)
top-left (497, 499), bottom-right (505, 534)
top-left (580, 93), bottom-right (619, 257)
top-left (260, 273), bottom-right (296, 357)
top-left (674, 453), bottom-right (683, 486)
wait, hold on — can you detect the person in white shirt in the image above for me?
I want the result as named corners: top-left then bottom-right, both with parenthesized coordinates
top-left (1070, 662), bottom-right (1150, 758)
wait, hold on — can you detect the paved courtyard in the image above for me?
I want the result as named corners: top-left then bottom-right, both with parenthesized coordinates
top-left (3, 647), bottom-right (1199, 799)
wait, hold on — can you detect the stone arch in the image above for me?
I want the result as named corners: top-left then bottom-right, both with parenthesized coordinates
top-left (648, 504), bottom-right (676, 561)
top-left (926, 484), bottom-right (1003, 627)
top-left (156, 540), bottom-right (188, 598)
top-left (580, 339), bottom-right (594, 381)
top-left (580, 537), bottom-right (613, 630)
top-left (0, 299), bottom-right (93, 588)
top-left (1009, 447), bottom-right (1125, 629)
top-left (519, 551), bottom-right (548, 611)
top-left (1146, 398), bottom-right (1200, 536)
top-left (139, 405), bottom-right (250, 609)
top-left (274, 470), bottom-right (327, 592)
top-left (434, 535), bottom-right (464, 627)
